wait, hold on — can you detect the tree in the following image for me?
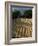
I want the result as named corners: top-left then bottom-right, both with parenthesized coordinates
top-left (23, 10), bottom-right (32, 18)
top-left (12, 10), bottom-right (21, 19)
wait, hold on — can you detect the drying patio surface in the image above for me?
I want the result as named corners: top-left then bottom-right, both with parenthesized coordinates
top-left (13, 18), bottom-right (32, 38)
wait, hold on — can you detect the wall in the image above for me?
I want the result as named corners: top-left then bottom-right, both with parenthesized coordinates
top-left (0, 0), bottom-right (38, 46)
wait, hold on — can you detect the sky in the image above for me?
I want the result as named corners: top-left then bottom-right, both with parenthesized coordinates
top-left (11, 6), bottom-right (32, 12)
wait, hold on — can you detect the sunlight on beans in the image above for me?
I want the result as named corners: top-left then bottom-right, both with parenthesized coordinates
top-left (15, 18), bottom-right (32, 38)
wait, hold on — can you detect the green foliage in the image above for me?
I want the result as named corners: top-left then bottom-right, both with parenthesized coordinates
top-left (24, 10), bottom-right (32, 15)
top-left (12, 10), bottom-right (21, 19)
top-left (12, 10), bottom-right (32, 19)
top-left (24, 10), bottom-right (32, 18)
